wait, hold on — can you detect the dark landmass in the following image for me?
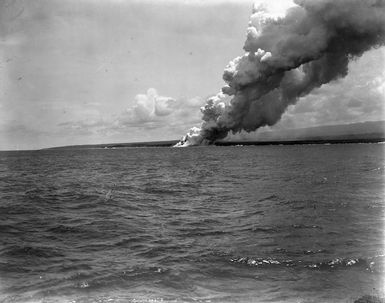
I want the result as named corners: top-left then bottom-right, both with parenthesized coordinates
top-left (216, 120), bottom-right (385, 146)
top-left (43, 120), bottom-right (385, 150)
top-left (241, 120), bottom-right (385, 142)
top-left (354, 295), bottom-right (385, 303)
top-left (45, 140), bottom-right (180, 150)
top-left (215, 137), bottom-right (385, 146)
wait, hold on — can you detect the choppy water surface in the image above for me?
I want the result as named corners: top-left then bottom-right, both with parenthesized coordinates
top-left (0, 144), bottom-right (384, 303)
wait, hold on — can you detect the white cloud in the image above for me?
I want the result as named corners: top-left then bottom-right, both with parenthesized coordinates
top-left (53, 88), bottom-right (205, 141)
top-left (115, 88), bottom-right (204, 130)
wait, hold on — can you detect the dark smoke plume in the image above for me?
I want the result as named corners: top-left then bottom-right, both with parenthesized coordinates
top-left (175, 0), bottom-right (385, 146)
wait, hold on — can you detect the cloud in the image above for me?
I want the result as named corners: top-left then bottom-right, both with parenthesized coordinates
top-left (278, 47), bottom-right (385, 129)
top-left (115, 88), bottom-right (203, 130)
top-left (198, 46), bottom-right (385, 143)
top-left (54, 88), bottom-right (205, 139)
top-left (132, 88), bottom-right (177, 122)
top-left (176, 0), bottom-right (385, 146)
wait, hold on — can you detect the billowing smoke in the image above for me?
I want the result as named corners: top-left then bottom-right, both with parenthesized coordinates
top-left (175, 0), bottom-right (385, 147)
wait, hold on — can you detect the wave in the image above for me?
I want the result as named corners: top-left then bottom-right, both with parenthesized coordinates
top-left (248, 223), bottom-right (323, 234)
top-left (47, 224), bottom-right (86, 234)
top-left (229, 254), bottom-right (385, 272)
top-left (0, 245), bottom-right (65, 259)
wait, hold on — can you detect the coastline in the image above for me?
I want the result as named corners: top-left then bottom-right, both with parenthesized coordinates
top-left (40, 137), bottom-right (385, 150)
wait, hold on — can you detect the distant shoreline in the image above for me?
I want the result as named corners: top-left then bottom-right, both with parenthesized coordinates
top-left (40, 137), bottom-right (385, 150)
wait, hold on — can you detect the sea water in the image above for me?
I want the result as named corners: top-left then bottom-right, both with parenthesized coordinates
top-left (0, 144), bottom-right (384, 303)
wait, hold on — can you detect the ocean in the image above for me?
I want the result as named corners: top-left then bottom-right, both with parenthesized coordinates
top-left (0, 144), bottom-right (384, 303)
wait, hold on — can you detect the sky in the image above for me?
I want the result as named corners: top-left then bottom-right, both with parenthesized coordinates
top-left (0, 0), bottom-right (384, 150)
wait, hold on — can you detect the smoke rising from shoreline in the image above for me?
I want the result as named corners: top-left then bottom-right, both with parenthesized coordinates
top-left (175, 0), bottom-right (385, 147)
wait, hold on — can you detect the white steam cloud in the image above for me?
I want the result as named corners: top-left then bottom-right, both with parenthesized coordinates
top-left (175, 0), bottom-right (385, 147)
